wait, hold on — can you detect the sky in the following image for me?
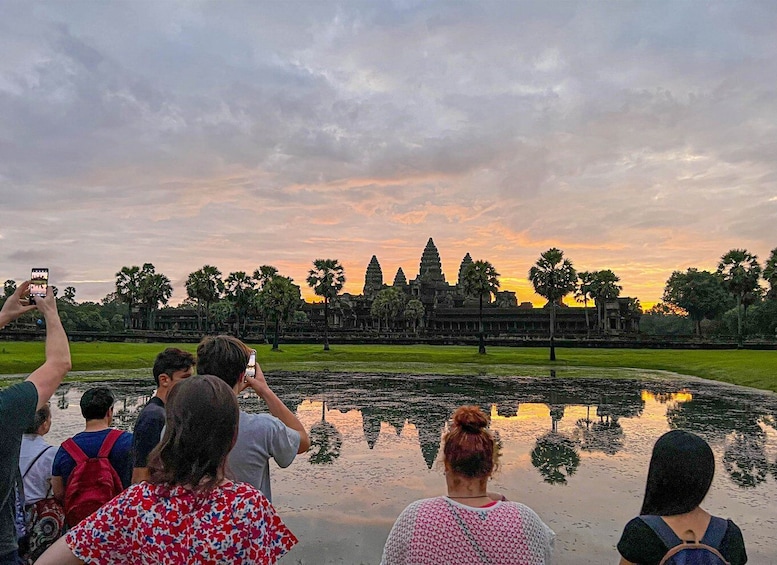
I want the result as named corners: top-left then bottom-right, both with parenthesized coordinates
top-left (1, 0), bottom-right (775, 307)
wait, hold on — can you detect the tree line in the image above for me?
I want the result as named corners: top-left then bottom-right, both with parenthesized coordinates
top-left (2, 245), bottom-right (775, 352)
top-left (645, 248), bottom-right (777, 342)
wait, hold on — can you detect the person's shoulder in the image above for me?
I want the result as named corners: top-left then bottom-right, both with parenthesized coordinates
top-left (724, 518), bottom-right (744, 536)
top-left (238, 411), bottom-right (287, 432)
top-left (222, 481), bottom-right (272, 511)
top-left (114, 429), bottom-right (134, 449)
top-left (0, 380), bottom-right (37, 407)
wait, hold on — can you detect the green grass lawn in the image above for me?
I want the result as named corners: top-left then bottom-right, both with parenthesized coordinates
top-left (1, 342), bottom-right (775, 391)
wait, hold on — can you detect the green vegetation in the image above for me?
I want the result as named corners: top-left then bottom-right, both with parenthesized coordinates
top-left (1, 342), bottom-right (775, 392)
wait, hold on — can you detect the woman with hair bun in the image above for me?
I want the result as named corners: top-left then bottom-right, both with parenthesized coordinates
top-left (617, 430), bottom-right (747, 565)
top-left (381, 405), bottom-right (555, 565)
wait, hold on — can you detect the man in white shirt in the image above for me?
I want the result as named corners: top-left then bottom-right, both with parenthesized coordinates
top-left (196, 336), bottom-right (310, 502)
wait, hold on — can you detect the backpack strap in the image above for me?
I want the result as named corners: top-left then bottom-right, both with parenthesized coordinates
top-left (62, 438), bottom-right (89, 465)
top-left (98, 429), bottom-right (123, 458)
top-left (701, 517), bottom-right (729, 549)
top-left (640, 515), bottom-right (683, 548)
top-left (22, 445), bottom-right (53, 479)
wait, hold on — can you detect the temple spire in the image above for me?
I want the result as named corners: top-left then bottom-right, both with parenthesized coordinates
top-left (418, 238), bottom-right (445, 282)
top-left (363, 255), bottom-right (383, 297)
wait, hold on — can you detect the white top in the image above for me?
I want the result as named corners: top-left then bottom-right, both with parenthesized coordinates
top-left (19, 434), bottom-right (56, 505)
top-left (226, 411), bottom-right (301, 503)
top-left (381, 496), bottom-right (555, 565)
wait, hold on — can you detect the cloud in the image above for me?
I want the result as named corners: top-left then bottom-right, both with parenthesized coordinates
top-left (1, 1), bottom-right (775, 305)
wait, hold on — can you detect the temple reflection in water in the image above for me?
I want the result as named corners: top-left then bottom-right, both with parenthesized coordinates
top-left (46, 372), bottom-right (777, 491)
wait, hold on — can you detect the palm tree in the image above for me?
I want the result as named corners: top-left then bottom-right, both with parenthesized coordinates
top-left (574, 271), bottom-right (595, 338)
top-left (253, 265), bottom-right (279, 341)
top-left (306, 259), bottom-right (345, 351)
top-left (63, 286), bottom-right (77, 304)
top-left (260, 275), bottom-right (301, 350)
top-left (138, 263), bottom-right (173, 330)
top-left (590, 270), bottom-right (622, 334)
top-left (115, 265), bottom-right (141, 329)
top-left (225, 271), bottom-right (257, 337)
top-left (186, 265), bottom-right (224, 331)
top-left (717, 249), bottom-right (762, 342)
top-left (763, 248), bottom-right (777, 299)
top-left (528, 248), bottom-right (577, 361)
top-left (3, 280), bottom-right (16, 298)
top-left (461, 260), bottom-right (501, 354)
top-left (370, 287), bottom-right (407, 332)
top-left (403, 299), bottom-right (425, 334)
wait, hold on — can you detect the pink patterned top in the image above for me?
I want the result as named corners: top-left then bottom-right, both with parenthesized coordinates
top-left (65, 480), bottom-right (297, 564)
top-left (381, 497), bottom-right (555, 565)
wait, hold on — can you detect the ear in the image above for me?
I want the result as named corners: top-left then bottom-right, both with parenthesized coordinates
top-left (158, 373), bottom-right (172, 387)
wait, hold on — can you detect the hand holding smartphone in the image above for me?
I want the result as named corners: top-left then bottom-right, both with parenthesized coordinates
top-left (28, 268), bottom-right (49, 305)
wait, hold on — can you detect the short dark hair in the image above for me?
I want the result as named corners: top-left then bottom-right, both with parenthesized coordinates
top-left (195, 335), bottom-right (250, 388)
top-left (443, 405), bottom-right (499, 479)
top-left (152, 347), bottom-right (195, 386)
top-left (24, 404), bottom-right (51, 434)
top-left (640, 430), bottom-right (715, 516)
top-left (80, 387), bottom-right (115, 421)
top-left (147, 375), bottom-right (239, 491)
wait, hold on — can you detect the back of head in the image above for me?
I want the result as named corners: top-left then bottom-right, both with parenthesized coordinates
top-left (24, 404), bottom-right (51, 435)
top-left (152, 347), bottom-right (195, 386)
top-left (640, 430), bottom-right (715, 516)
top-left (443, 405), bottom-right (498, 479)
top-left (148, 375), bottom-right (239, 490)
top-left (80, 387), bottom-right (115, 421)
top-left (196, 335), bottom-right (249, 388)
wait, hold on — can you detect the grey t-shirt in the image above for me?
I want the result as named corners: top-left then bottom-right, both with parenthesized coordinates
top-left (227, 411), bottom-right (300, 503)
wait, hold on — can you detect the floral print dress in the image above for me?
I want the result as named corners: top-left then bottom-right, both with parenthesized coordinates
top-left (65, 480), bottom-right (297, 564)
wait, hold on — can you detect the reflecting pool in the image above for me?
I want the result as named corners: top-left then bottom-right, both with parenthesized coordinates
top-left (36, 370), bottom-right (777, 564)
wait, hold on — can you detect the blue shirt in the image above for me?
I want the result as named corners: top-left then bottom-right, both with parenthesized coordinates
top-left (52, 429), bottom-right (134, 489)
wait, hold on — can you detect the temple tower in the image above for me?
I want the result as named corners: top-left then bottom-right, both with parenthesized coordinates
top-left (418, 238), bottom-right (445, 282)
top-left (393, 267), bottom-right (408, 292)
top-left (457, 253), bottom-right (473, 288)
top-left (363, 255), bottom-right (383, 297)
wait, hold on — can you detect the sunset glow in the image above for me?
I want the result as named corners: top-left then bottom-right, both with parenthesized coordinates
top-left (1, 2), bottom-right (774, 307)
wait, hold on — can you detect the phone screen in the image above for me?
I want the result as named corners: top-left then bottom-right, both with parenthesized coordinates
top-left (29, 268), bottom-right (49, 304)
top-left (245, 349), bottom-right (257, 380)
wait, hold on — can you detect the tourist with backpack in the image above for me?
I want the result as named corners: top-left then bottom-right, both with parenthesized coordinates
top-left (617, 430), bottom-right (747, 565)
top-left (51, 388), bottom-right (132, 527)
top-left (37, 375), bottom-right (298, 565)
top-left (17, 404), bottom-right (65, 563)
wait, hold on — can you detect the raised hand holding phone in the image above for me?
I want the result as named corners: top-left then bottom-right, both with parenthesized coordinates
top-left (29, 267), bottom-right (49, 305)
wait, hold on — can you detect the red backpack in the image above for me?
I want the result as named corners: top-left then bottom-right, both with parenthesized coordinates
top-left (62, 429), bottom-right (125, 526)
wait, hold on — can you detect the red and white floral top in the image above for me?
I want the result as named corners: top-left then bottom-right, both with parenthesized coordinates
top-left (65, 480), bottom-right (297, 564)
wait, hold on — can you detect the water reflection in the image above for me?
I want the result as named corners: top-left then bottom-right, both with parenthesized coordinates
top-left (309, 401), bottom-right (343, 465)
top-left (42, 372), bottom-right (777, 491)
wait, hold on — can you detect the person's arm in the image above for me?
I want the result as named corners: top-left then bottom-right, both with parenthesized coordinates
top-left (0, 280), bottom-right (37, 329)
top-left (23, 286), bottom-right (72, 409)
top-left (51, 475), bottom-right (65, 503)
top-left (245, 365), bottom-right (310, 454)
top-left (35, 535), bottom-right (84, 565)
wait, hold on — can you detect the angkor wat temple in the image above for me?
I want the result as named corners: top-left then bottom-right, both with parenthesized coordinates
top-left (307, 237), bottom-right (640, 338)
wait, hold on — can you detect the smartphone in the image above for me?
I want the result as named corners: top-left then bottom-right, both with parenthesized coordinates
top-left (244, 349), bottom-right (257, 381)
top-left (29, 268), bottom-right (49, 305)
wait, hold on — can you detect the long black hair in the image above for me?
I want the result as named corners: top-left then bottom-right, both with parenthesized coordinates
top-left (640, 430), bottom-right (715, 516)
